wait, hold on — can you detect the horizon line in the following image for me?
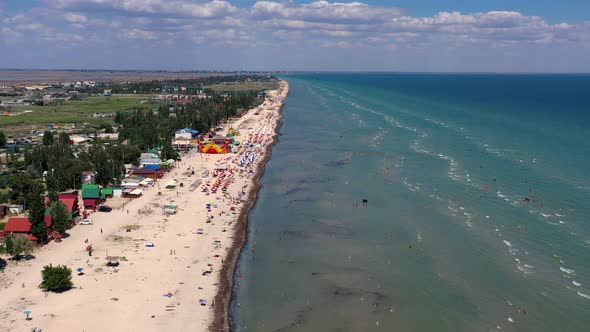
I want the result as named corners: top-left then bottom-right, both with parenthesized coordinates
top-left (0, 68), bottom-right (589, 75)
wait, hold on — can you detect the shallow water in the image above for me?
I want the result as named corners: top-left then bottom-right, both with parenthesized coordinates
top-left (233, 74), bottom-right (590, 331)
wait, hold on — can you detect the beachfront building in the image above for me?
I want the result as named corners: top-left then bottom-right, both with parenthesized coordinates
top-left (58, 193), bottom-right (80, 220)
top-left (70, 135), bottom-right (91, 146)
top-left (130, 167), bottom-right (162, 179)
top-left (139, 152), bottom-right (161, 167)
top-left (121, 178), bottom-right (141, 189)
top-left (82, 184), bottom-right (101, 211)
top-left (174, 128), bottom-right (199, 140)
top-left (2, 217), bottom-right (32, 239)
top-left (161, 159), bottom-right (176, 172)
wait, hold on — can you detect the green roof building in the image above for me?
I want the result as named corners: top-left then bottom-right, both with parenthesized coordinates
top-left (100, 188), bottom-right (114, 199)
top-left (82, 184), bottom-right (100, 199)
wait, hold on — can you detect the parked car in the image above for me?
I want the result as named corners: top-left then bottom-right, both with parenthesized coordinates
top-left (80, 219), bottom-right (93, 225)
top-left (98, 205), bottom-right (113, 212)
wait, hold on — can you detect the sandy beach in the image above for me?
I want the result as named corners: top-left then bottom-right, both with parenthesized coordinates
top-left (0, 80), bottom-right (289, 332)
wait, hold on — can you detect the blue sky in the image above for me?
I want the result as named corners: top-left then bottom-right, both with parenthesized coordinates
top-left (1, 1), bottom-right (589, 72)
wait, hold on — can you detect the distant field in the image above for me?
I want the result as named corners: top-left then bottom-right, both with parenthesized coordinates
top-left (0, 70), bottom-right (218, 85)
top-left (0, 95), bottom-right (153, 130)
top-left (204, 81), bottom-right (279, 92)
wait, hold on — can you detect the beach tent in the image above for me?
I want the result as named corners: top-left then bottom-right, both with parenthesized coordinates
top-left (139, 178), bottom-right (154, 186)
top-left (165, 180), bottom-right (177, 189)
top-left (129, 189), bottom-right (143, 196)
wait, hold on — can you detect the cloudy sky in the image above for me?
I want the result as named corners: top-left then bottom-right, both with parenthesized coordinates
top-left (1, 0), bottom-right (589, 72)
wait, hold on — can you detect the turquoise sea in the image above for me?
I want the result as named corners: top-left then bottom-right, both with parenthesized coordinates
top-left (233, 74), bottom-right (590, 331)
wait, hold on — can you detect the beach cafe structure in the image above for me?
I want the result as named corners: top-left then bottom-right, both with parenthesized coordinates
top-left (174, 128), bottom-right (199, 151)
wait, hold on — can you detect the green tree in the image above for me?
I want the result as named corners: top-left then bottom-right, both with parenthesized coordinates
top-left (27, 183), bottom-right (48, 242)
top-left (160, 135), bottom-right (179, 161)
top-left (58, 132), bottom-right (70, 147)
top-left (5, 235), bottom-right (13, 254)
top-left (7, 174), bottom-right (37, 205)
top-left (40, 264), bottom-right (73, 292)
top-left (51, 201), bottom-right (69, 234)
top-left (0, 131), bottom-right (6, 148)
top-left (47, 190), bottom-right (59, 204)
top-left (5, 237), bottom-right (35, 259)
top-left (42, 131), bottom-right (54, 146)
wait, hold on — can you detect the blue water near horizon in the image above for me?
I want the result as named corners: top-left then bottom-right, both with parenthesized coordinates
top-left (232, 74), bottom-right (590, 331)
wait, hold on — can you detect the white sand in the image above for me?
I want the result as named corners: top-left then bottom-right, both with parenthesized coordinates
top-left (0, 80), bottom-right (289, 332)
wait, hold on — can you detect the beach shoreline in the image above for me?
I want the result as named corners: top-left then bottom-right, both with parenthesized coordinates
top-left (210, 81), bottom-right (289, 332)
top-left (0, 80), bottom-right (289, 332)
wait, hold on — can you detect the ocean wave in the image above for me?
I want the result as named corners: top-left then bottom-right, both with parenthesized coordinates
top-left (517, 262), bottom-right (536, 274)
top-left (423, 117), bottom-right (450, 128)
top-left (577, 292), bottom-right (590, 300)
top-left (560, 267), bottom-right (575, 275)
top-left (368, 128), bottom-right (388, 148)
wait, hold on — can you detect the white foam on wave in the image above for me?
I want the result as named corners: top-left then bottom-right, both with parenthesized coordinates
top-left (572, 281), bottom-right (582, 287)
top-left (517, 262), bottom-right (535, 274)
top-left (496, 191), bottom-right (508, 199)
top-left (560, 267), bottom-right (575, 275)
top-left (503, 240), bottom-right (512, 247)
top-left (577, 292), bottom-right (590, 300)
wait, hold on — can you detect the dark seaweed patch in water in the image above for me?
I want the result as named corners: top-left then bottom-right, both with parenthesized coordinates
top-left (280, 230), bottom-right (309, 239)
top-left (288, 198), bottom-right (315, 205)
top-left (275, 305), bottom-right (313, 332)
top-left (296, 176), bottom-right (333, 185)
top-left (319, 225), bottom-right (355, 239)
top-left (313, 220), bottom-right (356, 239)
top-left (324, 159), bottom-right (350, 167)
top-left (281, 187), bottom-right (308, 196)
top-left (330, 286), bottom-right (390, 312)
top-left (332, 286), bottom-right (361, 297)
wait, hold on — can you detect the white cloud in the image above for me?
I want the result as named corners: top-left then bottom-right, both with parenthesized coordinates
top-left (1, 1), bottom-right (588, 52)
top-left (250, 1), bottom-right (402, 23)
top-left (64, 12), bottom-right (87, 23)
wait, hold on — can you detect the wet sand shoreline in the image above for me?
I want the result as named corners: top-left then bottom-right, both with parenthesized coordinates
top-left (210, 83), bottom-right (289, 332)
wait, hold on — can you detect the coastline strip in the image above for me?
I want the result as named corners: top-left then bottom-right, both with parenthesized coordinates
top-left (210, 80), bottom-right (289, 332)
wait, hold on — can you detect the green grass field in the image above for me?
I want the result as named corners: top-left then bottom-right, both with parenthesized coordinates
top-left (0, 95), bottom-right (153, 128)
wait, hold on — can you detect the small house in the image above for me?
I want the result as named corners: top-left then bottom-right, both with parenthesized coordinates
top-left (82, 184), bottom-right (100, 210)
top-left (3, 217), bottom-right (32, 239)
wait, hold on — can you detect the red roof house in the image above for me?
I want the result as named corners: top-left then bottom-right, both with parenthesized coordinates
top-left (60, 198), bottom-right (76, 213)
top-left (4, 217), bottom-right (32, 234)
